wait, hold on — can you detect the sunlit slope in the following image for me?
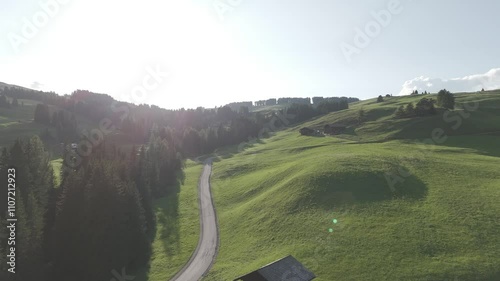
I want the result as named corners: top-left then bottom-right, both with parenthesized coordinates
top-left (205, 91), bottom-right (500, 280)
top-left (298, 90), bottom-right (500, 142)
top-left (0, 98), bottom-right (94, 149)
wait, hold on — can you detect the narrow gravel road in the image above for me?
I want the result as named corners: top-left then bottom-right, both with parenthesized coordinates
top-left (170, 158), bottom-right (218, 281)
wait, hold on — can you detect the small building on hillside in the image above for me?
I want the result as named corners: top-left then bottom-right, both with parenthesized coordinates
top-left (324, 124), bottom-right (347, 135)
top-left (233, 255), bottom-right (316, 281)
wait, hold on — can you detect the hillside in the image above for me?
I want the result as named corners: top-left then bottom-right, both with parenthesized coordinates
top-left (2, 83), bottom-right (499, 280)
top-left (300, 90), bottom-right (500, 142)
top-left (0, 98), bottom-right (47, 148)
top-left (205, 90), bottom-right (500, 280)
top-left (0, 81), bottom-right (33, 91)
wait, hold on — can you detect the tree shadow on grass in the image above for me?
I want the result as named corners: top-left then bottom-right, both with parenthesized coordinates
top-left (294, 173), bottom-right (428, 212)
top-left (158, 193), bottom-right (181, 255)
top-left (134, 170), bottom-right (186, 281)
top-left (158, 170), bottom-right (186, 257)
top-left (437, 135), bottom-right (500, 158)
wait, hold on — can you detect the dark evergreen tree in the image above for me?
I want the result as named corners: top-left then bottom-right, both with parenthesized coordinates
top-left (132, 146), bottom-right (155, 237)
top-left (437, 89), bottom-right (455, 110)
top-left (394, 105), bottom-right (406, 118)
top-left (54, 159), bottom-right (149, 281)
top-left (0, 136), bottom-right (55, 281)
top-left (405, 102), bottom-right (415, 117)
top-left (34, 104), bottom-right (51, 125)
top-left (415, 98), bottom-right (436, 116)
top-left (0, 95), bottom-right (9, 108)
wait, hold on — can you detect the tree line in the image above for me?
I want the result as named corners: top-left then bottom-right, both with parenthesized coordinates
top-left (393, 89), bottom-right (456, 119)
top-left (0, 94), bottom-right (19, 108)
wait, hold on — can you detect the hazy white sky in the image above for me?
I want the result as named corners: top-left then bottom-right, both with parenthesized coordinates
top-left (1, 0), bottom-right (500, 109)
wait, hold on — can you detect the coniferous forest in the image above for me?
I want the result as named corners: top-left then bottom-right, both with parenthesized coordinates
top-left (0, 87), bottom-right (355, 281)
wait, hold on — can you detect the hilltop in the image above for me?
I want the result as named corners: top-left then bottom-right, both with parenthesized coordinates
top-left (205, 90), bottom-right (500, 280)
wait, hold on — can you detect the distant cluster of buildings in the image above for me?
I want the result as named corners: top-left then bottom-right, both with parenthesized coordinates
top-left (226, 97), bottom-right (359, 110)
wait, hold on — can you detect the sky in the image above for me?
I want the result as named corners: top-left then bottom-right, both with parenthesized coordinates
top-left (1, 0), bottom-right (500, 109)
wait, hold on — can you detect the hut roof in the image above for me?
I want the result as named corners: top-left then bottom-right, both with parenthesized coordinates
top-left (234, 255), bottom-right (316, 281)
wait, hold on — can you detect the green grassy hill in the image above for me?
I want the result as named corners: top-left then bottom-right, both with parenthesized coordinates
top-left (301, 90), bottom-right (500, 142)
top-left (205, 90), bottom-right (500, 280)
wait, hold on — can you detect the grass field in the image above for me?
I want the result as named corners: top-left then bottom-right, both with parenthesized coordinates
top-left (205, 91), bottom-right (500, 280)
top-left (136, 160), bottom-right (203, 281)
top-left (0, 99), bottom-right (47, 148)
top-left (50, 158), bottom-right (63, 187)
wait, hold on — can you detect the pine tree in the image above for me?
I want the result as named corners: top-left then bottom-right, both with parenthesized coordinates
top-left (54, 159), bottom-right (150, 281)
top-left (0, 95), bottom-right (8, 108)
top-left (53, 168), bottom-right (86, 280)
top-left (394, 105), bottom-right (406, 118)
top-left (135, 146), bottom-right (155, 236)
top-left (437, 89), bottom-right (455, 110)
top-left (34, 104), bottom-right (51, 125)
top-left (405, 102), bottom-right (415, 117)
top-left (1, 136), bottom-right (55, 281)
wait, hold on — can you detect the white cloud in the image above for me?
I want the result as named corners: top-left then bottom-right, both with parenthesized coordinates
top-left (30, 81), bottom-right (43, 89)
top-left (399, 68), bottom-right (500, 95)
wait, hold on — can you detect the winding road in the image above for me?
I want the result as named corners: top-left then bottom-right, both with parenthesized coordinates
top-left (170, 158), bottom-right (219, 281)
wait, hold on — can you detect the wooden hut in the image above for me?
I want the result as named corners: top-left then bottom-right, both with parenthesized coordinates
top-left (234, 255), bottom-right (316, 281)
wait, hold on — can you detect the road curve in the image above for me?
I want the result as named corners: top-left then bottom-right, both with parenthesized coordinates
top-left (170, 158), bottom-right (219, 281)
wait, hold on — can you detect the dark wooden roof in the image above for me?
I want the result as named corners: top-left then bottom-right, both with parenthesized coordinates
top-left (234, 255), bottom-right (316, 281)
